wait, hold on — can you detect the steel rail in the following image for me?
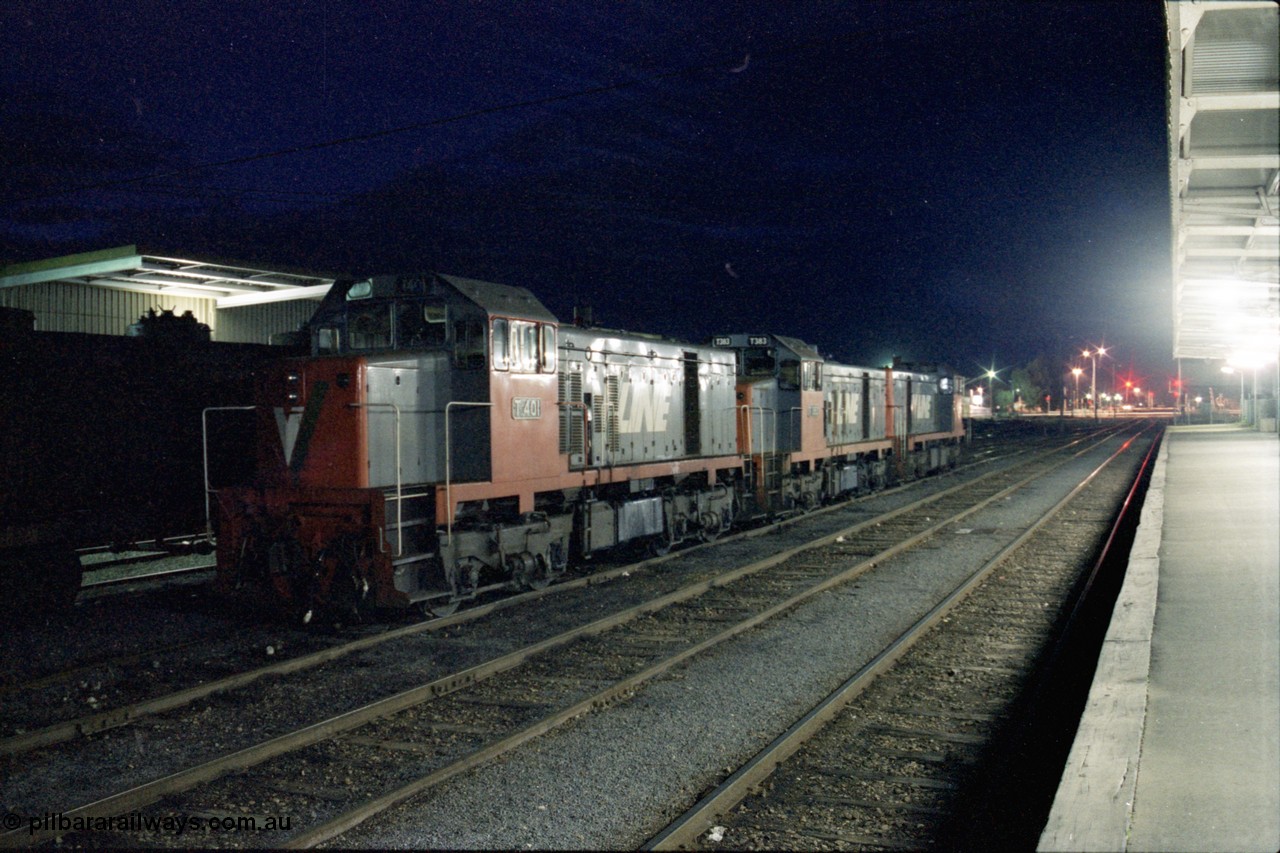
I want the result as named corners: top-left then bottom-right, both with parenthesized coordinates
top-left (79, 563), bottom-right (213, 590)
top-left (0, 428), bottom-right (1104, 761)
top-left (2, 431), bottom-right (1117, 848)
top-left (643, 425), bottom-right (1154, 850)
top-left (274, 431), bottom-right (1133, 846)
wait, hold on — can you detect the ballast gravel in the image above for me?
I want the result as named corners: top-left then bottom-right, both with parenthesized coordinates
top-left (330, 437), bottom-right (1128, 850)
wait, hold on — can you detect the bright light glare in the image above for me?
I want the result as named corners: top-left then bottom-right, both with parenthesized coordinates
top-left (1227, 351), bottom-right (1278, 369)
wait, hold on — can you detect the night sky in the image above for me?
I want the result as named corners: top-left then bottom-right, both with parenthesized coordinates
top-left (1, 1), bottom-right (1174, 390)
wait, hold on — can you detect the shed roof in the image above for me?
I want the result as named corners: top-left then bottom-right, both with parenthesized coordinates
top-left (0, 245), bottom-right (336, 308)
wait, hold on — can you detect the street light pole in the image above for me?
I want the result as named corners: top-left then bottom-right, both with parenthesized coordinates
top-left (1083, 346), bottom-right (1107, 423)
top-left (988, 369), bottom-right (996, 421)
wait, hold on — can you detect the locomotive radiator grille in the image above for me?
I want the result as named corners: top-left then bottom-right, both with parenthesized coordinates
top-left (558, 369), bottom-right (584, 456)
top-left (605, 375), bottom-right (620, 454)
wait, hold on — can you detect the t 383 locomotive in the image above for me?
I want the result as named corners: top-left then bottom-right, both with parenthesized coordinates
top-left (213, 273), bottom-right (964, 621)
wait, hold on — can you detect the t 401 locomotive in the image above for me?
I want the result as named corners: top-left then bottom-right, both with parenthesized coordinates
top-left (212, 274), bottom-right (963, 621)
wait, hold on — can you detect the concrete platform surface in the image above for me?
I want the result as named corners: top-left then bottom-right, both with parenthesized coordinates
top-left (1040, 425), bottom-right (1279, 853)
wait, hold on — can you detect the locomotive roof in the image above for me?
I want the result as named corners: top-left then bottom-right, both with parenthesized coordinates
top-left (322, 273), bottom-right (558, 324)
top-left (772, 335), bottom-right (823, 362)
top-left (436, 274), bottom-right (558, 324)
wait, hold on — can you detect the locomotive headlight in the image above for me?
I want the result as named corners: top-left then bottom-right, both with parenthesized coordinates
top-left (285, 371), bottom-right (301, 404)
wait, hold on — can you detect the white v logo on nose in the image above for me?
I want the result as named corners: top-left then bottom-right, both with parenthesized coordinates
top-left (274, 407), bottom-right (302, 465)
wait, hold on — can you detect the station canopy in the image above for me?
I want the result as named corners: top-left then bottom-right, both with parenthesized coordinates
top-left (0, 245), bottom-right (335, 308)
top-left (1167, 1), bottom-right (1280, 365)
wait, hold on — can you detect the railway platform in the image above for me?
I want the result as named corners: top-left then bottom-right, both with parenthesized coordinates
top-left (1039, 424), bottom-right (1279, 852)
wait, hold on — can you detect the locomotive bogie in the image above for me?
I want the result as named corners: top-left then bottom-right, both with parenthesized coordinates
top-left (435, 512), bottom-right (574, 600)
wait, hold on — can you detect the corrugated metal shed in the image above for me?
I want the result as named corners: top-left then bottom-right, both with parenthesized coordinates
top-left (1166, 1), bottom-right (1280, 364)
top-left (0, 245), bottom-right (335, 343)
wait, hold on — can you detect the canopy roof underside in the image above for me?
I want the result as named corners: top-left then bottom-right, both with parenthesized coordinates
top-left (1167, 1), bottom-right (1280, 363)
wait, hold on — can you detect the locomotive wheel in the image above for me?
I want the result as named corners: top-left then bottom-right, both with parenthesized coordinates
top-left (646, 535), bottom-right (671, 557)
top-left (511, 553), bottom-right (553, 591)
top-left (697, 512), bottom-right (722, 543)
top-left (526, 555), bottom-right (553, 590)
top-left (420, 598), bottom-right (460, 618)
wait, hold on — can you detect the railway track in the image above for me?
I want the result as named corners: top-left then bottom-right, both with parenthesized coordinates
top-left (80, 563), bottom-right (214, 591)
top-left (648, 427), bottom-right (1159, 850)
top-left (0, 424), bottom-right (1137, 848)
top-left (0, 422), bottom-right (1091, 756)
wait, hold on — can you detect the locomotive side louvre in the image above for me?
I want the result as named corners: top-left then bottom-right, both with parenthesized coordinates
top-left (558, 333), bottom-right (737, 469)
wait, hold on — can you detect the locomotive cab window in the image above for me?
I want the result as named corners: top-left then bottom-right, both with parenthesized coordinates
top-left (511, 320), bottom-right (539, 372)
top-left (802, 360), bottom-right (821, 391)
top-left (743, 347), bottom-right (775, 377)
top-left (316, 327), bottom-right (340, 354)
top-left (540, 324), bottom-right (557, 373)
top-left (492, 318), bottom-right (509, 370)
top-left (347, 302), bottom-right (392, 350)
top-left (454, 318), bottom-right (486, 369)
top-left (779, 359), bottom-right (800, 390)
top-left (491, 318), bottom-right (553, 373)
top-left (344, 279), bottom-right (373, 300)
top-left (395, 301), bottom-right (447, 349)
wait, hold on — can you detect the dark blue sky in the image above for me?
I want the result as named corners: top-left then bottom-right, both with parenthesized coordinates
top-left (1, 1), bottom-right (1172, 382)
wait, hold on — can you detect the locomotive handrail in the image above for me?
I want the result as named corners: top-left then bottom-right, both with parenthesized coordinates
top-left (202, 406), bottom-right (258, 539)
top-left (727, 405), bottom-right (751, 459)
top-left (349, 402), bottom-right (403, 557)
top-left (744, 405), bottom-right (776, 457)
top-left (444, 401), bottom-right (494, 545)
top-left (726, 404), bottom-right (775, 460)
top-left (788, 406), bottom-right (804, 448)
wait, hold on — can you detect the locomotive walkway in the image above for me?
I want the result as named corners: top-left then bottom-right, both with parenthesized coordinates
top-left (1040, 424), bottom-right (1279, 853)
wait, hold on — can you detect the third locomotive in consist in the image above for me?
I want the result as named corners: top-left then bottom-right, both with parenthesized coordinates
top-left (213, 274), bottom-right (964, 621)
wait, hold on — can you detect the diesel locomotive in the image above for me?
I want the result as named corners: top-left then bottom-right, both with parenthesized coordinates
top-left (212, 273), bottom-right (964, 621)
